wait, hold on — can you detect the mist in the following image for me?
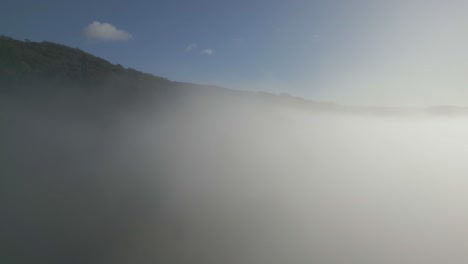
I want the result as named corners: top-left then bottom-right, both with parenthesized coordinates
top-left (2, 88), bottom-right (468, 264)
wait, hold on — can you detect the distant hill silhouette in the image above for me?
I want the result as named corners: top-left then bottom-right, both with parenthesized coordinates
top-left (0, 35), bottom-right (251, 116)
top-left (2, 35), bottom-right (467, 116)
top-left (0, 35), bottom-right (183, 100)
top-left (0, 36), bottom-right (335, 114)
top-left (0, 35), bottom-right (169, 84)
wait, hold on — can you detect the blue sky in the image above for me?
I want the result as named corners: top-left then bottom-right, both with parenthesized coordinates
top-left (2, 0), bottom-right (468, 106)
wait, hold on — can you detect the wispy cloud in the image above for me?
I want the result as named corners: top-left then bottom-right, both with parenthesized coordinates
top-left (201, 49), bottom-right (215, 55)
top-left (185, 43), bottom-right (197, 52)
top-left (83, 21), bottom-right (132, 41)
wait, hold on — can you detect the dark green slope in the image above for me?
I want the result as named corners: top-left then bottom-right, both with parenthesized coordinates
top-left (0, 35), bottom-right (169, 82)
top-left (0, 36), bottom-right (255, 105)
top-left (0, 35), bottom-right (173, 95)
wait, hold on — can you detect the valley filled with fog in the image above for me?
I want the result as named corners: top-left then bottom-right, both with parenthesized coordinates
top-left (3, 93), bottom-right (468, 264)
top-left (3, 0), bottom-right (468, 262)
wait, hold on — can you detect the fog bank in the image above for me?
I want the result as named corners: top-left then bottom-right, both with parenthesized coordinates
top-left (2, 92), bottom-right (468, 263)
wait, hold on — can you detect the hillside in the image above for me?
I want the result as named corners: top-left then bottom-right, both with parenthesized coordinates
top-left (2, 35), bottom-right (467, 116)
top-left (0, 35), bottom-right (168, 86)
top-left (0, 36), bottom-right (335, 116)
top-left (0, 35), bottom-right (185, 102)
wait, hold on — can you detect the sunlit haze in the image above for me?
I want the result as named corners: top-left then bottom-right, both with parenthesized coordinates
top-left (2, 1), bottom-right (468, 264)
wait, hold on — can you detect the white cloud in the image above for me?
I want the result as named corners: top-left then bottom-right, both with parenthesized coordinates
top-left (200, 49), bottom-right (215, 55)
top-left (185, 43), bottom-right (197, 52)
top-left (83, 21), bottom-right (132, 41)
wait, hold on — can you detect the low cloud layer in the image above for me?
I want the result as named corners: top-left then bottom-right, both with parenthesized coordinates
top-left (83, 21), bottom-right (132, 42)
top-left (4, 88), bottom-right (468, 263)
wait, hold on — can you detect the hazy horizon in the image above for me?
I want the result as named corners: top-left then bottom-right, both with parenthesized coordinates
top-left (3, 0), bottom-right (468, 106)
